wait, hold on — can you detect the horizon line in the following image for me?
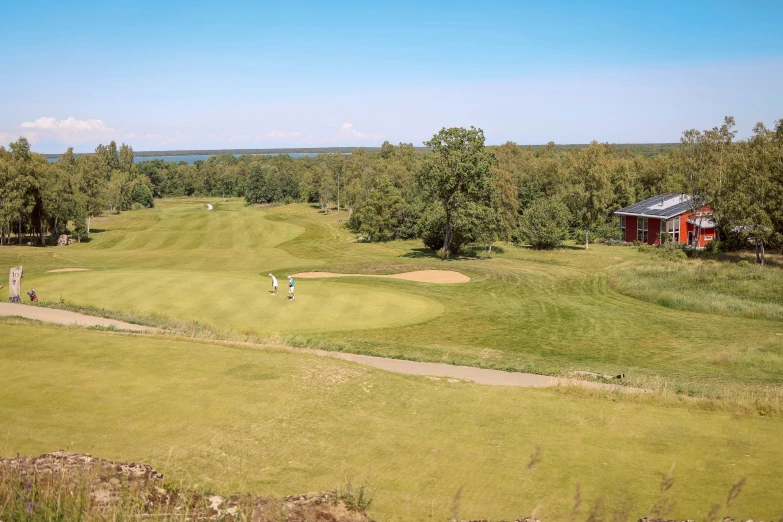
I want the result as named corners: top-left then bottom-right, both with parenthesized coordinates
top-left (36, 143), bottom-right (681, 157)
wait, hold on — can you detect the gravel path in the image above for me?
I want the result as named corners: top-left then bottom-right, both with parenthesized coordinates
top-left (316, 350), bottom-right (641, 392)
top-left (1, 303), bottom-right (640, 391)
top-left (0, 303), bottom-right (154, 332)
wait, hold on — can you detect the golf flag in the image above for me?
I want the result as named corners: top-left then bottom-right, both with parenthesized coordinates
top-left (9, 266), bottom-right (22, 302)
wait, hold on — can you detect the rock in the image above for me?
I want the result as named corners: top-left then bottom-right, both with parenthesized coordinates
top-left (57, 234), bottom-right (70, 246)
top-left (1, 452), bottom-right (373, 521)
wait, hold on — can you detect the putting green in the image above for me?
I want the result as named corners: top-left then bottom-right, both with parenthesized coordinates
top-left (27, 270), bottom-right (445, 334)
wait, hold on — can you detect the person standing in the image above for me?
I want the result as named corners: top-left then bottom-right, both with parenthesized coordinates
top-left (287, 275), bottom-right (295, 300)
top-left (269, 273), bottom-right (278, 295)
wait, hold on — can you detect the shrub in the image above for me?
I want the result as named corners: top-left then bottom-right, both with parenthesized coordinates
top-left (592, 217), bottom-right (623, 242)
top-left (71, 213), bottom-right (89, 242)
top-left (130, 183), bottom-right (154, 208)
top-left (515, 199), bottom-right (570, 249)
top-left (660, 249), bottom-right (687, 261)
top-left (131, 202), bottom-right (143, 211)
top-left (737, 260), bottom-right (751, 268)
top-left (705, 239), bottom-right (724, 253)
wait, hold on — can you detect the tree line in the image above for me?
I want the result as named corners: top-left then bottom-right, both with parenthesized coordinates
top-left (2, 116), bottom-right (781, 262)
top-left (0, 140), bottom-right (153, 245)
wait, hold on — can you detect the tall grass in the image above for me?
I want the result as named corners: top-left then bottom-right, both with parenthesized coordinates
top-left (0, 455), bottom-right (368, 522)
top-left (611, 256), bottom-right (783, 321)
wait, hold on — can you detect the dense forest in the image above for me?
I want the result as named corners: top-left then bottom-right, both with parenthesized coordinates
top-left (2, 117), bottom-right (782, 262)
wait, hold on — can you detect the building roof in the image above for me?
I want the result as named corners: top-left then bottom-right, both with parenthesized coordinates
top-left (615, 194), bottom-right (696, 219)
top-left (687, 217), bottom-right (716, 228)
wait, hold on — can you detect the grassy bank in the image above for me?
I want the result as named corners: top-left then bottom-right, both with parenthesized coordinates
top-left (1, 323), bottom-right (781, 521)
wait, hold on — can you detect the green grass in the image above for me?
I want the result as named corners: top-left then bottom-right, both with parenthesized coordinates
top-left (2, 198), bottom-right (782, 394)
top-left (611, 254), bottom-right (783, 321)
top-left (2, 199), bottom-right (783, 518)
top-left (30, 270), bottom-right (444, 334)
top-left (1, 323), bottom-right (782, 521)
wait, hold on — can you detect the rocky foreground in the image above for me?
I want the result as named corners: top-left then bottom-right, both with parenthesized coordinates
top-left (0, 451), bottom-right (371, 521)
top-left (0, 452), bottom-right (766, 522)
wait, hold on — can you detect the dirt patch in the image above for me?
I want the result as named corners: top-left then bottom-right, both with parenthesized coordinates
top-left (293, 270), bottom-right (470, 284)
top-left (46, 268), bottom-right (91, 273)
top-left (0, 452), bottom-right (373, 521)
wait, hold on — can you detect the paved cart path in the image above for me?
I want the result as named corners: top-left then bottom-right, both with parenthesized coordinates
top-left (0, 303), bottom-right (154, 332)
top-left (316, 351), bottom-right (641, 391)
top-left (1, 303), bottom-right (641, 392)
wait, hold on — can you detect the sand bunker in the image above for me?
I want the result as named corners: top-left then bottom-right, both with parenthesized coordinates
top-left (47, 268), bottom-right (91, 273)
top-left (292, 270), bottom-right (470, 284)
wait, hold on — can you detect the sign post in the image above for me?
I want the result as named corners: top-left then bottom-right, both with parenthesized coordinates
top-left (9, 266), bottom-right (22, 303)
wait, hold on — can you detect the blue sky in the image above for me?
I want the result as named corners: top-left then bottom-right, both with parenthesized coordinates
top-left (1, 0), bottom-right (782, 152)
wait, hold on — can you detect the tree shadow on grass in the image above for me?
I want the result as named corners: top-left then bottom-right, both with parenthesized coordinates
top-left (400, 248), bottom-right (439, 259)
top-left (461, 245), bottom-right (506, 257)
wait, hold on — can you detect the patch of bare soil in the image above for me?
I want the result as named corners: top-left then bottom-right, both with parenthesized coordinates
top-left (293, 270), bottom-right (470, 284)
top-left (0, 452), bottom-right (373, 522)
top-left (46, 268), bottom-right (91, 273)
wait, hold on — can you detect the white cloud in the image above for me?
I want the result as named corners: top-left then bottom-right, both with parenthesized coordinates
top-left (265, 130), bottom-right (303, 140)
top-left (338, 122), bottom-right (382, 142)
top-left (0, 132), bottom-right (17, 147)
top-left (16, 116), bottom-right (115, 144)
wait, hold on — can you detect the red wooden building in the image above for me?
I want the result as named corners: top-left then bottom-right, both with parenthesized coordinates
top-left (614, 194), bottom-right (717, 248)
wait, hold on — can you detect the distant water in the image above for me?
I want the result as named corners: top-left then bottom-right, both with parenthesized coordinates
top-left (46, 152), bottom-right (325, 164)
top-left (134, 152), bottom-right (324, 164)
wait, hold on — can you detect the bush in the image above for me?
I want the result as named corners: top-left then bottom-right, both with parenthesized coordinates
top-left (130, 183), bottom-right (154, 208)
top-left (705, 239), bottom-right (724, 253)
top-left (737, 260), bottom-right (751, 268)
top-left (592, 217), bottom-right (623, 242)
top-left (420, 206), bottom-right (449, 251)
top-left (396, 200), bottom-right (424, 240)
top-left (71, 214), bottom-right (89, 242)
top-left (515, 199), bottom-right (570, 250)
top-left (130, 202), bottom-right (143, 211)
top-left (659, 249), bottom-right (687, 261)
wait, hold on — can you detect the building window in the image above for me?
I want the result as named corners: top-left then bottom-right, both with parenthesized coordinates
top-left (620, 215), bottom-right (626, 237)
top-left (667, 217), bottom-right (680, 242)
top-left (637, 217), bottom-right (648, 243)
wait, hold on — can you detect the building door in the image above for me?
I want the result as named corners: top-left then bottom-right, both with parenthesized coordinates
top-left (688, 231), bottom-right (694, 246)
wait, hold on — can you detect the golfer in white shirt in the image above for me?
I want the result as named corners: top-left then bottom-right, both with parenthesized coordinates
top-left (269, 273), bottom-right (278, 295)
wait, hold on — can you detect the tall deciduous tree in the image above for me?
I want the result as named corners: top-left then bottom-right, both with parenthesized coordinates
top-left (356, 176), bottom-right (403, 242)
top-left (720, 123), bottom-right (780, 264)
top-left (416, 127), bottom-right (498, 253)
top-left (566, 142), bottom-right (613, 250)
top-left (675, 116), bottom-right (736, 247)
